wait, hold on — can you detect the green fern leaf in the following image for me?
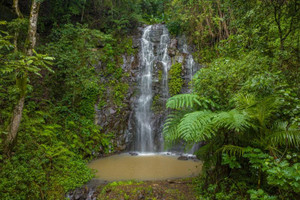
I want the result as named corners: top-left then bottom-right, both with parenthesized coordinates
top-left (213, 109), bottom-right (252, 132)
top-left (163, 111), bottom-right (187, 143)
top-left (177, 111), bottom-right (215, 142)
top-left (234, 93), bottom-right (256, 110)
top-left (166, 94), bottom-right (201, 110)
top-left (218, 145), bottom-right (245, 157)
top-left (268, 122), bottom-right (300, 147)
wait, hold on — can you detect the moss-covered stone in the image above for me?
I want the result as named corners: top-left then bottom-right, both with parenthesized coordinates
top-left (151, 94), bottom-right (163, 113)
top-left (168, 63), bottom-right (184, 96)
top-left (158, 69), bottom-right (163, 82)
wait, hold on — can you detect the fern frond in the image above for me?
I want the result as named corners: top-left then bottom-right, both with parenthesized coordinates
top-left (213, 109), bottom-right (252, 132)
top-left (166, 94), bottom-right (201, 110)
top-left (268, 122), bottom-right (300, 147)
top-left (247, 96), bottom-right (281, 126)
top-left (163, 111), bottom-right (187, 142)
top-left (234, 93), bottom-right (256, 110)
top-left (177, 111), bottom-right (215, 142)
top-left (217, 145), bottom-right (245, 157)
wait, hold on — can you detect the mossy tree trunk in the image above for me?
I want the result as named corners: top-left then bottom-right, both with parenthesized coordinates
top-left (4, 0), bottom-right (41, 156)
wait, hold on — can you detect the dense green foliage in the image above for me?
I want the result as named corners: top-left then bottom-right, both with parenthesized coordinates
top-left (0, 0), bottom-right (151, 199)
top-left (163, 0), bottom-right (299, 199)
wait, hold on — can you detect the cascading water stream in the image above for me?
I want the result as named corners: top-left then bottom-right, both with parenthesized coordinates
top-left (159, 29), bottom-right (171, 99)
top-left (186, 55), bottom-right (195, 88)
top-left (135, 25), bottom-right (155, 152)
top-left (134, 24), bottom-right (197, 153)
top-left (135, 25), bottom-right (171, 152)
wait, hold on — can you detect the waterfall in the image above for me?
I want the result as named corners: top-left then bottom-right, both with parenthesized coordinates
top-left (133, 24), bottom-right (198, 153)
top-left (186, 54), bottom-right (195, 88)
top-left (135, 25), bottom-right (171, 152)
top-left (159, 28), bottom-right (171, 99)
top-left (135, 25), bottom-right (155, 152)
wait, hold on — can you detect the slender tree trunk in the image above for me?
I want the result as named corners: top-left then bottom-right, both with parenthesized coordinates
top-left (81, 0), bottom-right (86, 22)
top-left (4, 96), bottom-right (25, 154)
top-left (13, 0), bottom-right (23, 18)
top-left (12, 0), bottom-right (23, 52)
top-left (216, 0), bottom-right (230, 40)
top-left (26, 1), bottom-right (40, 56)
top-left (4, 0), bottom-right (41, 156)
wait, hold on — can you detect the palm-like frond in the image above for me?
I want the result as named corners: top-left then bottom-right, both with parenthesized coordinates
top-left (163, 110), bottom-right (188, 143)
top-left (217, 145), bottom-right (245, 157)
top-left (246, 96), bottom-right (281, 127)
top-left (213, 109), bottom-right (252, 132)
top-left (234, 93), bottom-right (256, 110)
top-left (268, 122), bottom-right (300, 147)
top-left (166, 94), bottom-right (201, 110)
top-left (177, 111), bottom-right (215, 142)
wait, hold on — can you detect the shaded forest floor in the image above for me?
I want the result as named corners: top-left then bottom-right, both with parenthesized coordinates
top-left (94, 178), bottom-right (197, 200)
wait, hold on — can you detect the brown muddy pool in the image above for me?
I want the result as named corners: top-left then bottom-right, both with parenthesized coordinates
top-left (88, 153), bottom-right (202, 181)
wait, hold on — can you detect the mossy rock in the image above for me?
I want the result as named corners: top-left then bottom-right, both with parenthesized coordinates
top-left (168, 63), bottom-right (184, 96)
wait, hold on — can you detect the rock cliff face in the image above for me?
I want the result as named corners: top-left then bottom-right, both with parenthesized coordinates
top-left (95, 24), bottom-right (201, 153)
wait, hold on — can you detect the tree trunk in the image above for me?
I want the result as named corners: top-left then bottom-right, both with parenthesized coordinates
top-left (81, 0), bottom-right (86, 22)
top-left (4, 0), bottom-right (41, 156)
top-left (13, 0), bottom-right (23, 18)
top-left (26, 1), bottom-right (40, 56)
top-left (4, 96), bottom-right (25, 155)
top-left (12, 0), bottom-right (23, 52)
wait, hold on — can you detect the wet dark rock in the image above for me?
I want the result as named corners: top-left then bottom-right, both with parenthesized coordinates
top-left (178, 156), bottom-right (188, 161)
top-left (149, 26), bottom-right (164, 43)
top-left (168, 48), bottom-right (176, 57)
top-left (169, 39), bottom-right (177, 49)
top-left (132, 36), bottom-right (140, 49)
top-left (118, 145), bottom-right (127, 151)
top-left (67, 179), bottom-right (103, 200)
top-left (129, 152), bottom-right (138, 156)
top-left (188, 156), bottom-right (196, 160)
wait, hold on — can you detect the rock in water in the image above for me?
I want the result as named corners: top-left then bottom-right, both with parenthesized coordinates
top-left (178, 156), bottom-right (188, 160)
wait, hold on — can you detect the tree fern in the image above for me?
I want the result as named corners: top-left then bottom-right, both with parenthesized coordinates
top-left (234, 93), bottom-right (256, 110)
top-left (213, 109), bottom-right (252, 132)
top-left (268, 122), bottom-right (300, 147)
top-left (246, 96), bottom-right (281, 127)
top-left (177, 111), bottom-right (215, 142)
top-left (218, 145), bottom-right (245, 157)
top-left (166, 94), bottom-right (201, 110)
top-left (163, 110), bottom-right (188, 143)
